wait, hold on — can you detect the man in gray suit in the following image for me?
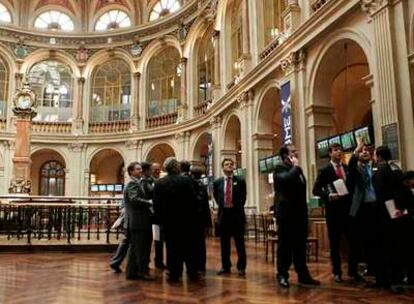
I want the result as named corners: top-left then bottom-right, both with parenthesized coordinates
top-left (124, 162), bottom-right (154, 280)
top-left (109, 198), bottom-right (129, 273)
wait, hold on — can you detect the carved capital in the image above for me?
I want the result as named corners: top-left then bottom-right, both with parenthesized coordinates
top-left (280, 50), bottom-right (306, 76)
top-left (175, 132), bottom-right (184, 140)
top-left (360, 0), bottom-right (387, 16)
top-left (9, 179), bottom-right (31, 194)
top-left (209, 115), bottom-right (221, 128)
top-left (125, 140), bottom-right (138, 150)
top-left (77, 77), bottom-right (86, 84)
top-left (68, 143), bottom-right (85, 152)
top-left (237, 90), bottom-right (254, 109)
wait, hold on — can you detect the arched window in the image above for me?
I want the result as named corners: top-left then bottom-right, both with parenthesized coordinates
top-left (149, 0), bottom-right (181, 21)
top-left (91, 59), bottom-right (131, 122)
top-left (28, 61), bottom-right (74, 122)
top-left (263, 0), bottom-right (286, 46)
top-left (147, 47), bottom-right (181, 117)
top-left (0, 56), bottom-right (8, 118)
top-left (95, 10), bottom-right (131, 31)
top-left (40, 161), bottom-right (65, 196)
top-left (231, 0), bottom-right (243, 77)
top-left (198, 28), bottom-right (215, 104)
top-left (0, 3), bottom-right (11, 23)
top-left (34, 11), bottom-right (74, 31)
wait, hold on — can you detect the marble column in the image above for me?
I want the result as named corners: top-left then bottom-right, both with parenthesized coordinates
top-left (73, 77), bottom-right (85, 134)
top-left (130, 72), bottom-right (141, 131)
top-left (212, 30), bottom-right (221, 101)
top-left (179, 57), bottom-right (188, 120)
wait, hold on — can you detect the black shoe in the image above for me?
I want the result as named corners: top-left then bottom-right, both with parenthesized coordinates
top-left (110, 264), bottom-right (122, 273)
top-left (277, 276), bottom-right (290, 288)
top-left (137, 273), bottom-right (155, 281)
top-left (238, 269), bottom-right (246, 277)
top-left (334, 274), bottom-right (343, 283)
top-left (298, 277), bottom-right (320, 286)
top-left (216, 268), bottom-right (231, 275)
top-left (350, 274), bottom-right (365, 283)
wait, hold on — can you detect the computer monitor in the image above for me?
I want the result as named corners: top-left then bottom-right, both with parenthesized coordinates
top-left (98, 185), bottom-right (107, 192)
top-left (317, 140), bottom-right (329, 158)
top-left (354, 126), bottom-right (372, 145)
top-left (340, 131), bottom-right (356, 151)
top-left (265, 157), bottom-right (274, 171)
top-left (114, 184), bottom-right (123, 192)
top-left (91, 185), bottom-right (99, 192)
top-left (272, 155), bottom-right (281, 168)
top-left (328, 136), bottom-right (341, 146)
top-left (106, 184), bottom-right (115, 192)
top-left (259, 159), bottom-right (267, 173)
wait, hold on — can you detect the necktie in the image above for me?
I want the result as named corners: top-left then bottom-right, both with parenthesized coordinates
top-left (335, 164), bottom-right (344, 180)
top-left (225, 177), bottom-right (233, 208)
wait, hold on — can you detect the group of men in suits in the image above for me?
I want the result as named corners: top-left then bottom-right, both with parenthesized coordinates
top-left (312, 141), bottom-right (414, 293)
top-left (109, 158), bottom-right (213, 282)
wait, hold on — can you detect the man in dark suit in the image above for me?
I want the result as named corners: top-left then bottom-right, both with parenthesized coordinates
top-left (274, 144), bottom-right (319, 288)
top-left (124, 162), bottom-right (154, 280)
top-left (347, 140), bottom-right (376, 283)
top-left (213, 158), bottom-right (247, 277)
top-left (150, 162), bottom-right (166, 270)
top-left (313, 143), bottom-right (350, 282)
top-left (153, 157), bottom-right (198, 282)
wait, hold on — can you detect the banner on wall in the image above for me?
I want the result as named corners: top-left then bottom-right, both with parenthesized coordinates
top-left (280, 81), bottom-right (292, 144)
top-left (206, 133), bottom-right (214, 192)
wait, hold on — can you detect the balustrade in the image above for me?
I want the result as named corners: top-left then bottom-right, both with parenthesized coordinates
top-left (32, 121), bottom-right (72, 134)
top-left (89, 120), bottom-right (131, 133)
top-left (146, 112), bottom-right (178, 128)
top-left (193, 100), bottom-right (210, 117)
top-left (311, 0), bottom-right (329, 13)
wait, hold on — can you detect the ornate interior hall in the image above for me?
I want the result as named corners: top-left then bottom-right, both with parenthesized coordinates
top-left (0, 0), bottom-right (414, 303)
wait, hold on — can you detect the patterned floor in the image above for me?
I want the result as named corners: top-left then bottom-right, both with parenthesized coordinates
top-left (0, 239), bottom-right (413, 304)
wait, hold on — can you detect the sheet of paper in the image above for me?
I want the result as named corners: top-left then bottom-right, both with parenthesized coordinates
top-left (152, 224), bottom-right (160, 241)
top-left (385, 199), bottom-right (397, 219)
top-left (333, 179), bottom-right (349, 196)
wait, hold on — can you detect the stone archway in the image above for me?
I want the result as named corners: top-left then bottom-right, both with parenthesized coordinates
top-left (223, 115), bottom-right (242, 168)
top-left (89, 149), bottom-right (124, 195)
top-left (31, 149), bottom-right (66, 196)
top-left (145, 143), bottom-right (175, 167)
top-left (192, 132), bottom-right (209, 169)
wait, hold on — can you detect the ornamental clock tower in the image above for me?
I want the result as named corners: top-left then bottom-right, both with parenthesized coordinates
top-left (9, 82), bottom-right (37, 194)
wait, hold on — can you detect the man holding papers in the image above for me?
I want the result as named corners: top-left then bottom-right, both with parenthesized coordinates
top-left (313, 143), bottom-right (351, 283)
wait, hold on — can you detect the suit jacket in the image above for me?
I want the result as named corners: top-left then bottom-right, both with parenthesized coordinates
top-left (273, 162), bottom-right (308, 221)
top-left (123, 179), bottom-right (152, 231)
top-left (313, 162), bottom-right (350, 206)
top-left (153, 174), bottom-right (197, 235)
top-left (193, 179), bottom-right (212, 228)
top-left (347, 154), bottom-right (375, 217)
top-left (213, 175), bottom-right (246, 226)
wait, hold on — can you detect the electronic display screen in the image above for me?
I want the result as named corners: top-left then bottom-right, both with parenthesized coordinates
top-left (91, 185), bottom-right (99, 192)
top-left (115, 184), bottom-right (123, 192)
top-left (266, 157), bottom-right (274, 171)
top-left (317, 140), bottom-right (329, 158)
top-left (259, 160), bottom-right (267, 173)
top-left (98, 185), bottom-right (107, 191)
top-left (328, 136), bottom-right (341, 146)
top-left (341, 132), bottom-right (356, 151)
top-left (272, 155), bottom-right (281, 168)
top-left (106, 184), bottom-right (115, 192)
top-left (354, 126), bottom-right (372, 145)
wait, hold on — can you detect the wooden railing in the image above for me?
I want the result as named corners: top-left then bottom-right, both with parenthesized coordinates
top-left (89, 120), bottom-right (131, 133)
top-left (146, 112), bottom-right (178, 128)
top-left (32, 121), bottom-right (72, 134)
top-left (193, 100), bottom-right (210, 117)
top-left (0, 196), bottom-right (123, 245)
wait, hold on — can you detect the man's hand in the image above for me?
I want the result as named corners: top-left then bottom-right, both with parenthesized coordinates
top-left (289, 156), bottom-right (299, 167)
top-left (328, 193), bottom-right (341, 201)
top-left (354, 136), bottom-right (365, 154)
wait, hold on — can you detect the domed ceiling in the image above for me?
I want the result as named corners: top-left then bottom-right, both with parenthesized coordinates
top-left (0, 0), bottom-right (187, 32)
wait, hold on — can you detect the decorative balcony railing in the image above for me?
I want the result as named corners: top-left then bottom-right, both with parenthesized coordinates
top-left (194, 100), bottom-right (210, 117)
top-left (146, 112), bottom-right (178, 128)
top-left (89, 120), bottom-right (131, 134)
top-left (0, 196), bottom-right (122, 245)
top-left (259, 38), bottom-right (280, 61)
top-left (311, 0), bottom-right (329, 13)
top-left (32, 121), bottom-right (72, 134)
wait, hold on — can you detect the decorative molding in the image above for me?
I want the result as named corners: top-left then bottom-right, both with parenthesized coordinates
top-left (209, 115), bottom-right (221, 128)
top-left (68, 143), bottom-right (85, 152)
top-left (237, 90), bottom-right (254, 109)
top-left (280, 50), bottom-right (306, 76)
top-left (360, 0), bottom-right (387, 16)
top-left (125, 140), bottom-right (139, 150)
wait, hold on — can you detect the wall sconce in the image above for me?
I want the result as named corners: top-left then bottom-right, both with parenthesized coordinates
top-left (90, 174), bottom-right (96, 184)
top-left (270, 28), bottom-right (279, 38)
